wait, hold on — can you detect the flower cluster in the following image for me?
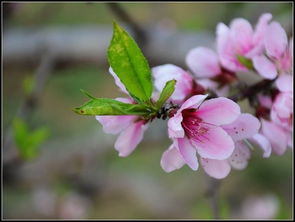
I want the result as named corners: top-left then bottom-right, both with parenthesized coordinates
top-left (96, 13), bottom-right (293, 179)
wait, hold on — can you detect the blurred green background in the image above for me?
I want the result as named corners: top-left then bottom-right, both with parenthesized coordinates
top-left (3, 2), bottom-right (293, 219)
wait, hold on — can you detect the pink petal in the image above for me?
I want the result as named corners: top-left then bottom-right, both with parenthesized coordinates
top-left (261, 119), bottom-right (289, 155)
top-left (272, 92), bottom-right (293, 119)
top-left (252, 13), bottom-right (273, 49)
top-left (176, 137), bottom-right (199, 170)
top-left (168, 94), bottom-right (208, 138)
top-left (152, 64), bottom-right (193, 103)
top-left (216, 23), bottom-right (239, 72)
top-left (96, 97), bottom-right (135, 135)
top-left (228, 141), bottom-right (251, 170)
top-left (229, 18), bottom-right (254, 54)
top-left (276, 75), bottom-right (293, 92)
top-left (252, 55), bottom-right (277, 79)
top-left (192, 125), bottom-right (235, 160)
top-left (197, 97), bottom-right (241, 126)
top-left (114, 121), bottom-right (148, 157)
top-left (109, 67), bottom-right (128, 94)
top-left (168, 113), bottom-right (184, 138)
top-left (96, 115), bottom-right (136, 135)
top-left (270, 107), bottom-right (292, 131)
top-left (200, 158), bottom-right (231, 179)
top-left (222, 113), bottom-right (261, 141)
top-left (264, 22), bottom-right (288, 59)
top-left (186, 47), bottom-right (221, 78)
top-left (180, 94), bottom-right (208, 111)
top-left (250, 133), bottom-right (272, 158)
top-left (160, 143), bottom-right (185, 173)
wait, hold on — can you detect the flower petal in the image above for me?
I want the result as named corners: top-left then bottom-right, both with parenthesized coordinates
top-left (264, 22), bottom-right (288, 59)
top-left (250, 133), bottom-right (272, 158)
top-left (253, 13), bottom-right (272, 43)
top-left (180, 94), bottom-right (208, 111)
top-left (200, 158), bottom-right (231, 179)
top-left (216, 23), bottom-right (239, 72)
top-left (197, 97), bottom-right (241, 125)
top-left (192, 125), bottom-right (235, 160)
top-left (276, 75), bottom-right (293, 92)
top-left (222, 113), bottom-right (261, 141)
top-left (228, 141), bottom-right (251, 170)
top-left (96, 115), bottom-right (136, 135)
top-left (168, 113), bottom-right (184, 138)
top-left (114, 121), bottom-right (148, 157)
top-left (261, 119), bottom-right (289, 155)
top-left (186, 47), bottom-right (221, 78)
top-left (160, 143), bottom-right (186, 173)
top-left (96, 97), bottom-right (135, 135)
top-left (230, 18), bottom-right (254, 54)
top-left (152, 64), bottom-right (193, 103)
top-left (176, 137), bottom-right (199, 170)
top-left (109, 67), bottom-right (128, 94)
top-left (252, 55), bottom-right (277, 79)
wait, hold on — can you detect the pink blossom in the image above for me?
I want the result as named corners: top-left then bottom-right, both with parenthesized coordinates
top-left (201, 113), bottom-right (263, 179)
top-left (163, 95), bottom-right (240, 172)
top-left (152, 64), bottom-right (194, 104)
top-left (185, 47), bottom-right (236, 97)
top-left (260, 119), bottom-right (290, 155)
top-left (217, 13), bottom-right (272, 72)
top-left (161, 112), bottom-right (264, 179)
top-left (253, 23), bottom-right (293, 80)
top-left (96, 97), bottom-right (149, 157)
top-left (186, 47), bottom-right (221, 78)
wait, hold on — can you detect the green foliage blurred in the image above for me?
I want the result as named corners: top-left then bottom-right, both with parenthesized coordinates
top-left (13, 117), bottom-right (49, 160)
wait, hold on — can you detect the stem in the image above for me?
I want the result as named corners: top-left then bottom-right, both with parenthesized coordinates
top-left (229, 79), bottom-right (275, 102)
top-left (206, 177), bottom-right (221, 219)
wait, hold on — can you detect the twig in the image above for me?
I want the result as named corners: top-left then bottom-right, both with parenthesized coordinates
top-left (229, 79), bottom-right (275, 103)
top-left (205, 177), bottom-right (221, 219)
top-left (107, 3), bottom-right (147, 46)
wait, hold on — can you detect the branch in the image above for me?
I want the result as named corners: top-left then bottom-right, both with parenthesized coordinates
top-left (229, 79), bottom-right (275, 103)
top-left (107, 3), bottom-right (147, 46)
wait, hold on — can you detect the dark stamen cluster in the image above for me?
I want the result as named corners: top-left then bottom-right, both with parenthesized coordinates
top-left (156, 102), bottom-right (180, 120)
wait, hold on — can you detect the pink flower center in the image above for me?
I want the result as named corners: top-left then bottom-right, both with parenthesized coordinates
top-left (181, 109), bottom-right (211, 142)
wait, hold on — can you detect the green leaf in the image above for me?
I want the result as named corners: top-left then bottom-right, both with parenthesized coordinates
top-left (107, 22), bottom-right (153, 103)
top-left (156, 79), bottom-right (176, 108)
top-left (237, 55), bottom-right (254, 70)
top-left (73, 98), bottom-right (152, 116)
top-left (13, 118), bottom-right (28, 150)
top-left (13, 118), bottom-right (49, 160)
top-left (23, 75), bottom-right (35, 96)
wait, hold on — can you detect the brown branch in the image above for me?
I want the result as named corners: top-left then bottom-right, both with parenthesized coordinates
top-left (229, 79), bottom-right (275, 103)
top-left (107, 3), bottom-right (147, 46)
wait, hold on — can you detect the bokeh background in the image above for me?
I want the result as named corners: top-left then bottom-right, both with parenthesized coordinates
top-left (3, 2), bottom-right (293, 219)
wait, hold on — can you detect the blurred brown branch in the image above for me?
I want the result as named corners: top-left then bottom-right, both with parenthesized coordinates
top-left (107, 3), bottom-right (147, 46)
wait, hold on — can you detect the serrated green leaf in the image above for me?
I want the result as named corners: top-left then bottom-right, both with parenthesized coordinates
top-left (107, 22), bottom-right (153, 103)
top-left (73, 98), bottom-right (152, 116)
top-left (156, 79), bottom-right (176, 108)
top-left (237, 55), bottom-right (254, 70)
